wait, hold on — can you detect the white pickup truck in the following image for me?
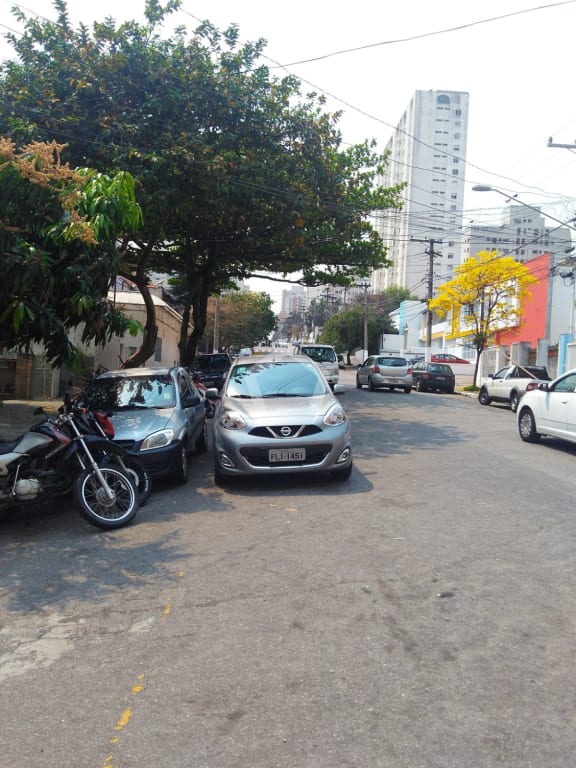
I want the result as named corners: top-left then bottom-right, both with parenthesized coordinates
top-left (478, 364), bottom-right (551, 412)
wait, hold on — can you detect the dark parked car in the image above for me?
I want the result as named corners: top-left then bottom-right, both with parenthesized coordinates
top-left (411, 361), bottom-right (455, 393)
top-left (190, 353), bottom-right (232, 390)
top-left (84, 366), bottom-right (207, 484)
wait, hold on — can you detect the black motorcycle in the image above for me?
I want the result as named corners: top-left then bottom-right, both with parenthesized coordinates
top-left (63, 392), bottom-right (153, 506)
top-left (0, 406), bottom-right (139, 529)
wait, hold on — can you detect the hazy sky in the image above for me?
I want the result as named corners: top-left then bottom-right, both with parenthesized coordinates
top-left (2, 0), bottom-right (576, 301)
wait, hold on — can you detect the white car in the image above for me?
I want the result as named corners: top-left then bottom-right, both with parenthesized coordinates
top-left (517, 369), bottom-right (576, 445)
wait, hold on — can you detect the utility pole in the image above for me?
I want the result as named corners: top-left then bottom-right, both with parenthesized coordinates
top-left (213, 295), bottom-right (220, 353)
top-left (410, 237), bottom-right (442, 349)
top-left (356, 281), bottom-right (371, 356)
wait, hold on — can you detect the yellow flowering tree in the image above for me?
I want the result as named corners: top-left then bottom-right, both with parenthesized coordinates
top-left (429, 250), bottom-right (537, 384)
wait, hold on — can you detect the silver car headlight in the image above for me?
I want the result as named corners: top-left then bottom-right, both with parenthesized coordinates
top-left (324, 403), bottom-right (346, 426)
top-left (140, 429), bottom-right (174, 451)
top-left (219, 410), bottom-right (247, 430)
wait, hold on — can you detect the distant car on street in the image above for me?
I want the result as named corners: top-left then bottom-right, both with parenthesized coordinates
top-left (190, 353), bottom-right (232, 390)
top-left (430, 353), bottom-right (471, 365)
top-left (479, 364), bottom-right (551, 412)
top-left (356, 355), bottom-right (412, 393)
top-left (411, 361), bottom-right (455, 394)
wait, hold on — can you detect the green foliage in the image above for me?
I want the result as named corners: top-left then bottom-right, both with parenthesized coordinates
top-left (204, 291), bottom-right (277, 351)
top-left (0, 1), bottom-right (404, 366)
top-left (0, 138), bottom-right (142, 368)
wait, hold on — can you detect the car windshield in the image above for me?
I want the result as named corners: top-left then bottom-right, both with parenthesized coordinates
top-left (226, 362), bottom-right (327, 398)
top-left (428, 364), bottom-right (451, 373)
top-left (86, 374), bottom-right (176, 410)
top-left (300, 347), bottom-right (337, 363)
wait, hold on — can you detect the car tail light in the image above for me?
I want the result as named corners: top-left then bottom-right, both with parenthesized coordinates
top-left (371, 366), bottom-right (380, 373)
top-left (525, 381), bottom-right (539, 392)
top-left (407, 366), bottom-right (413, 374)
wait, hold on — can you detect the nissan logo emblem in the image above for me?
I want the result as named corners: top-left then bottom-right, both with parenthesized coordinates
top-left (280, 426), bottom-right (292, 437)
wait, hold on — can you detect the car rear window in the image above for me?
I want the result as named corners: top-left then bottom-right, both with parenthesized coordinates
top-left (520, 365), bottom-right (549, 380)
top-left (376, 357), bottom-right (407, 367)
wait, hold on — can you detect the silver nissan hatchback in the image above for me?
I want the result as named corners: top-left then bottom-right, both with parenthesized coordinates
top-left (207, 354), bottom-right (352, 484)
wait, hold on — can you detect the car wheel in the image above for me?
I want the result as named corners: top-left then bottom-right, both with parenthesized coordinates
top-left (510, 391), bottom-right (520, 413)
top-left (518, 408), bottom-right (541, 442)
top-left (195, 422), bottom-right (208, 454)
top-left (416, 378), bottom-right (426, 392)
top-left (172, 444), bottom-right (190, 484)
top-left (478, 388), bottom-right (491, 406)
top-left (356, 375), bottom-right (362, 390)
top-left (332, 463), bottom-right (353, 481)
top-left (404, 386), bottom-right (411, 394)
top-left (368, 377), bottom-right (376, 391)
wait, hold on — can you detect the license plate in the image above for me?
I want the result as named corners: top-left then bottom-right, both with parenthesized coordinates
top-left (269, 448), bottom-right (306, 462)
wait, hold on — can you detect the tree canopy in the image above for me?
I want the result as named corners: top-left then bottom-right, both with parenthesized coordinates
top-left (204, 291), bottom-right (277, 353)
top-left (429, 250), bottom-right (537, 383)
top-left (0, 0), bottom-right (403, 367)
top-left (319, 288), bottom-right (411, 360)
top-left (0, 137), bottom-right (142, 367)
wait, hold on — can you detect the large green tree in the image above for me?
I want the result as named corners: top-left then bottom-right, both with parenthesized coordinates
top-left (319, 288), bottom-right (414, 361)
top-left (0, 137), bottom-right (142, 367)
top-left (0, 0), bottom-right (403, 367)
top-left (204, 291), bottom-right (277, 352)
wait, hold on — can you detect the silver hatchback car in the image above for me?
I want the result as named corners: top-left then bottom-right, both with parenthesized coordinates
top-left (356, 355), bottom-right (413, 393)
top-left (207, 354), bottom-right (352, 483)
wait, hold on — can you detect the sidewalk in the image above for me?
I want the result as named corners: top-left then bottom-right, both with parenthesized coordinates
top-left (0, 399), bottom-right (60, 439)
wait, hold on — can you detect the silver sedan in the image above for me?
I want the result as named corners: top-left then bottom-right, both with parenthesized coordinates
top-left (207, 354), bottom-right (352, 483)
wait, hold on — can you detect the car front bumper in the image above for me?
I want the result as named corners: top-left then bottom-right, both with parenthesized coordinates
top-left (213, 423), bottom-right (352, 478)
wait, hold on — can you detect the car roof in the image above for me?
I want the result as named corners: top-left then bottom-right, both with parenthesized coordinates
top-left (231, 353), bottom-right (323, 366)
top-left (96, 366), bottom-right (176, 379)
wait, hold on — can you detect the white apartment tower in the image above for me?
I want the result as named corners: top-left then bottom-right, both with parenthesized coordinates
top-left (373, 89), bottom-right (470, 300)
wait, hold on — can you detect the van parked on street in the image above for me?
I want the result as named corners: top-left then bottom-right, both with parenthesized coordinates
top-left (295, 344), bottom-right (339, 388)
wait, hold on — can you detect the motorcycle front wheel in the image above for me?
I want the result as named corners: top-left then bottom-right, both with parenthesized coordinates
top-left (102, 455), bottom-right (153, 506)
top-left (74, 466), bottom-right (138, 530)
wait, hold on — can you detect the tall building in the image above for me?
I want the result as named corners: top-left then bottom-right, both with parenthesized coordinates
top-left (373, 89), bottom-right (470, 299)
top-left (462, 204), bottom-right (572, 265)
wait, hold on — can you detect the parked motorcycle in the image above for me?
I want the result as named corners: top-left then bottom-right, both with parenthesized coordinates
top-left (0, 406), bottom-right (139, 529)
top-left (62, 392), bottom-right (153, 506)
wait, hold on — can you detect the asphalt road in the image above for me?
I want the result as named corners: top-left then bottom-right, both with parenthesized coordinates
top-left (1, 370), bottom-right (576, 767)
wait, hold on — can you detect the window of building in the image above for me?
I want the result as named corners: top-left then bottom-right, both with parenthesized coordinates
top-left (452, 169), bottom-right (459, 176)
top-left (154, 337), bottom-right (162, 362)
top-left (437, 94), bottom-right (451, 105)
